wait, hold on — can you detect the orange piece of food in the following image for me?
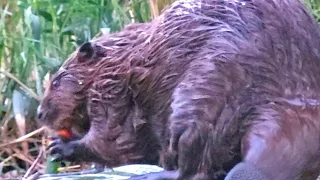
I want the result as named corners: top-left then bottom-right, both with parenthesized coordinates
top-left (58, 129), bottom-right (71, 139)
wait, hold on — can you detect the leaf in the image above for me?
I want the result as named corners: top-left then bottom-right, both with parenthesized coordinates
top-left (12, 89), bottom-right (31, 116)
top-left (45, 157), bottom-right (60, 174)
top-left (100, 27), bottom-right (110, 35)
top-left (31, 14), bottom-right (41, 48)
top-left (52, 0), bottom-right (71, 4)
top-left (40, 56), bottom-right (63, 72)
top-left (24, 6), bottom-right (33, 29)
top-left (12, 88), bottom-right (29, 157)
top-left (38, 9), bottom-right (53, 21)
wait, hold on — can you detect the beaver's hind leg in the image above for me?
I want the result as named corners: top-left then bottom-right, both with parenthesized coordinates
top-left (239, 103), bottom-right (320, 180)
top-left (129, 101), bottom-right (320, 180)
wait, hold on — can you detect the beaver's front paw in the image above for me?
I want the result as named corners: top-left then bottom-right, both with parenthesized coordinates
top-left (48, 137), bottom-right (81, 162)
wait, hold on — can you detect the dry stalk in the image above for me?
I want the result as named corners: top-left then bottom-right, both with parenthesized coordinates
top-left (22, 148), bottom-right (44, 180)
top-left (0, 69), bottom-right (41, 101)
top-left (0, 127), bottom-right (46, 149)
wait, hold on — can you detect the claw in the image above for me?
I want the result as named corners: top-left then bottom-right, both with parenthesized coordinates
top-left (48, 145), bottom-right (62, 156)
top-left (47, 136), bottom-right (63, 149)
top-left (47, 140), bottom-right (80, 162)
top-left (50, 154), bottom-right (64, 162)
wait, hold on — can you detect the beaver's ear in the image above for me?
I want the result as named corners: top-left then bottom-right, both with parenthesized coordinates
top-left (78, 42), bottom-right (94, 62)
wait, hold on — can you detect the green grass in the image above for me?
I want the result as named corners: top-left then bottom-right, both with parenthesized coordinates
top-left (305, 0), bottom-right (320, 21)
top-left (0, 0), bottom-right (152, 103)
top-left (0, 0), bottom-right (154, 127)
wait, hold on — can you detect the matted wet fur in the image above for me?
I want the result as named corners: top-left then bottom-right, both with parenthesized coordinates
top-left (37, 0), bottom-right (320, 179)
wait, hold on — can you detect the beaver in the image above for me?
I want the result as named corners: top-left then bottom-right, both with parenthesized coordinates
top-left (37, 0), bottom-right (320, 179)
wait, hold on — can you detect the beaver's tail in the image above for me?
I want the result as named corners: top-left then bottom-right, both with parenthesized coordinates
top-left (225, 162), bottom-right (271, 180)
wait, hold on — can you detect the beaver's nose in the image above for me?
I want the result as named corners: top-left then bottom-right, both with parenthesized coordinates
top-left (37, 105), bottom-right (43, 120)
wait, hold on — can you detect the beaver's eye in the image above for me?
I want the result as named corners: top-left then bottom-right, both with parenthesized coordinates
top-left (51, 80), bottom-right (60, 89)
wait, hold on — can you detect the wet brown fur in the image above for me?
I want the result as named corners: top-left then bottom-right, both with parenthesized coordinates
top-left (38, 0), bottom-right (320, 179)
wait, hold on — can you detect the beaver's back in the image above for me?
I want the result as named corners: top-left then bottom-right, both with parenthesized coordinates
top-left (135, 0), bottom-right (320, 105)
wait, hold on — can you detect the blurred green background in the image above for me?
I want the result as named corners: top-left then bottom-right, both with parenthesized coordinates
top-left (0, 0), bottom-right (318, 178)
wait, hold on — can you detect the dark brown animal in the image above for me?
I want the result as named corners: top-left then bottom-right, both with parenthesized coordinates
top-left (37, 0), bottom-right (320, 179)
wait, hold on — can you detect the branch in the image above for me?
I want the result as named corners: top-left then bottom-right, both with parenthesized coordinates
top-left (0, 69), bottom-right (41, 101)
top-left (0, 127), bottom-right (46, 148)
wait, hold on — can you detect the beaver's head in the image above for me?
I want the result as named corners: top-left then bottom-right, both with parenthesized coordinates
top-left (37, 23), bottom-right (152, 139)
top-left (36, 42), bottom-right (107, 136)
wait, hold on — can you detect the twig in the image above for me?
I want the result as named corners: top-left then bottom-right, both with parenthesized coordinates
top-left (24, 172), bottom-right (41, 180)
top-left (13, 151), bottom-right (36, 167)
top-left (0, 155), bottom-right (13, 165)
top-left (58, 165), bottom-right (81, 172)
top-left (22, 149), bottom-right (44, 179)
top-left (0, 127), bottom-right (46, 148)
top-left (0, 69), bottom-right (41, 101)
top-left (0, 151), bottom-right (45, 169)
top-left (0, 152), bottom-right (26, 172)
